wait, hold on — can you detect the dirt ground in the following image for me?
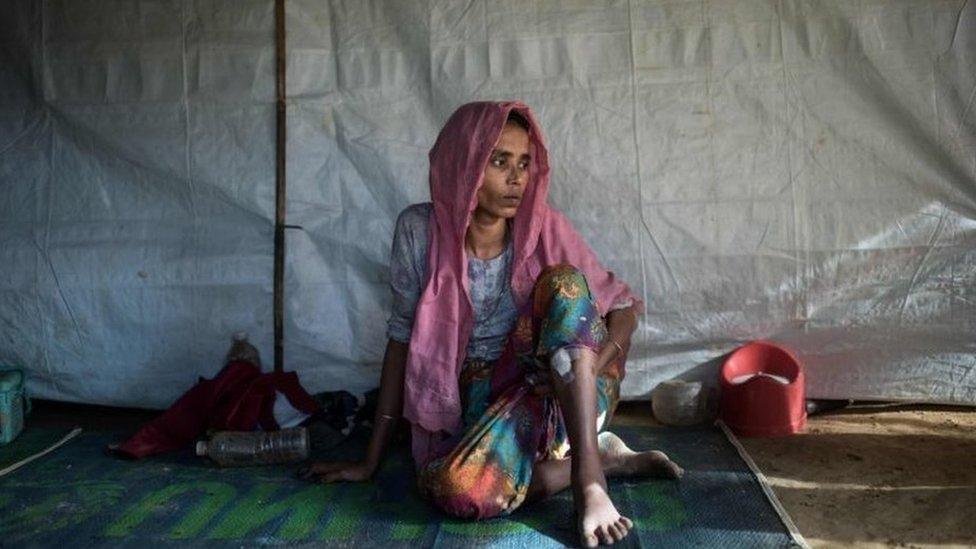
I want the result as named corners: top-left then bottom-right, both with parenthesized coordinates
top-left (616, 401), bottom-right (976, 548)
top-left (28, 400), bottom-right (976, 548)
top-left (739, 404), bottom-right (976, 548)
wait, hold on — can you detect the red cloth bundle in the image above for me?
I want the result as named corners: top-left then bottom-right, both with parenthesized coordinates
top-left (113, 360), bottom-right (320, 459)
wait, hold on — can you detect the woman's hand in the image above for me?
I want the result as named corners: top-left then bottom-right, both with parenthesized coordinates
top-left (299, 461), bottom-right (376, 483)
top-left (301, 340), bottom-right (408, 485)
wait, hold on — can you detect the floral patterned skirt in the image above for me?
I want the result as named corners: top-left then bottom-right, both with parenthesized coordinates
top-left (417, 264), bottom-right (623, 519)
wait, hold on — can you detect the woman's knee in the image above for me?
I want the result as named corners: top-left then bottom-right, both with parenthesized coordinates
top-left (421, 463), bottom-right (514, 520)
top-left (432, 490), bottom-right (489, 520)
top-left (534, 263), bottom-right (593, 305)
top-left (531, 264), bottom-right (606, 355)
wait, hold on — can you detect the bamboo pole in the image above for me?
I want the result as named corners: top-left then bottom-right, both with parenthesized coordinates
top-left (273, 0), bottom-right (286, 373)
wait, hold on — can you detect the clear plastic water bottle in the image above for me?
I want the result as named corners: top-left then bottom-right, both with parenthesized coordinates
top-left (196, 427), bottom-right (309, 467)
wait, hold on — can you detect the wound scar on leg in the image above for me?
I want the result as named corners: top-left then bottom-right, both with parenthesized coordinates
top-left (551, 347), bottom-right (584, 383)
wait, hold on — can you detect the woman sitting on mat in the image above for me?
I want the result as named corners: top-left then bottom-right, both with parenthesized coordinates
top-left (301, 101), bottom-right (682, 547)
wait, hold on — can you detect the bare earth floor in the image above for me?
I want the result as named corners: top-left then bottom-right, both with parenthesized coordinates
top-left (615, 402), bottom-right (976, 549)
top-left (28, 400), bottom-right (976, 548)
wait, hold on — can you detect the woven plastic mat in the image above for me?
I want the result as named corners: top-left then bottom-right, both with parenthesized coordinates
top-left (0, 424), bottom-right (801, 547)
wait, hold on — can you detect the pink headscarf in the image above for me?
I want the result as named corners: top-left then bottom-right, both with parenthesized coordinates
top-left (403, 101), bottom-right (644, 464)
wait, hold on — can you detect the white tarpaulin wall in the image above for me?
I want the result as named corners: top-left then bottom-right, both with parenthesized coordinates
top-left (1, 0), bottom-right (974, 409)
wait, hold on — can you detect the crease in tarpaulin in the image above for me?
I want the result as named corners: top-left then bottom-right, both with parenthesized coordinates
top-left (180, 0), bottom-right (197, 222)
top-left (943, 0), bottom-right (972, 53)
top-left (0, 113), bottom-right (44, 157)
top-left (773, 1), bottom-right (805, 326)
top-left (42, 102), bottom-right (70, 399)
top-left (424, 1), bottom-right (434, 117)
top-left (944, 0), bottom-right (976, 144)
top-left (850, 201), bottom-right (946, 251)
top-left (30, 237), bottom-right (83, 348)
top-left (846, 51), bottom-right (965, 190)
top-left (43, 108), bottom-right (272, 225)
top-left (953, 83), bottom-right (976, 142)
top-left (790, 202), bottom-right (958, 322)
top-left (624, 0), bottom-right (650, 356)
top-left (624, 0), bottom-right (680, 314)
top-left (897, 203), bottom-right (948, 322)
top-left (754, 220), bottom-right (772, 253)
top-left (445, 0), bottom-right (479, 37)
top-left (324, 1), bottom-right (344, 94)
top-left (34, 0), bottom-right (58, 397)
top-left (808, 9), bottom-right (976, 211)
top-left (332, 114), bottom-right (406, 211)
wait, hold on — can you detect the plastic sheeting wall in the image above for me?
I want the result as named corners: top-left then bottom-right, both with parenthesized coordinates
top-left (1, 0), bottom-right (974, 409)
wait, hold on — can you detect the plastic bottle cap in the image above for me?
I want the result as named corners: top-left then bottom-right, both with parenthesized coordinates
top-left (195, 441), bottom-right (208, 456)
top-left (233, 331), bottom-right (249, 342)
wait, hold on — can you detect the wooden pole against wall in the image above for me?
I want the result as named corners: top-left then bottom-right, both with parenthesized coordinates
top-left (273, 0), bottom-right (286, 373)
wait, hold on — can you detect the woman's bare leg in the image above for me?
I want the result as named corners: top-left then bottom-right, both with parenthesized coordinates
top-left (549, 348), bottom-right (629, 547)
top-left (527, 433), bottom-right (683, 502)
top-left (526, 457), bottom-right (570, 501)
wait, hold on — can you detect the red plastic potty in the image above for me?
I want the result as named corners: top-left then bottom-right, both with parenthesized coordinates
top-left (720, 341), bottom-right (806, 437)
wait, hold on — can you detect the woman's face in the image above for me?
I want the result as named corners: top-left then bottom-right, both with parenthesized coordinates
top-left (475, 121), bottom-right (531, 220)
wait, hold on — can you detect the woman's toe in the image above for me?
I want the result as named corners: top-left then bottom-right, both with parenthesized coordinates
top-left (608, 522), bottom-right (625, 541)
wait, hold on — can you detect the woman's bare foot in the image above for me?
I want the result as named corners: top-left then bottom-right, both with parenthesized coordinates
top-left (599, 431), bottom-right (684, 479)
top-left (577, 479), bottom-right (633, 547)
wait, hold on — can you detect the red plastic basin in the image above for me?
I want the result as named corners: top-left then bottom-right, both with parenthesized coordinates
top-left (720, 341), bottom-right (806, 437)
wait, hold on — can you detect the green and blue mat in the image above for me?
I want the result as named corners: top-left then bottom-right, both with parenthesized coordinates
top-left (0, 424), bottom-right (802, 547)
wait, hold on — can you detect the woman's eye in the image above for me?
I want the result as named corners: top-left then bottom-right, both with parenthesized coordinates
top-left (518, 161), bottom-right (529, 170)
top-left (492, 157), bottom-right (505, 167)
